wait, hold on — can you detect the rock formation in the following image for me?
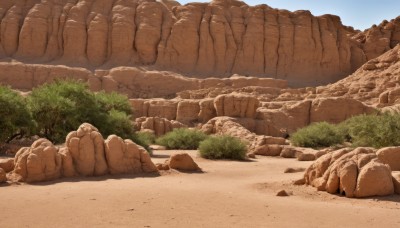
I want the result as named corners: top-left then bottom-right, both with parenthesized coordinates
top-left (12, 139), bottom-right (62, 183)
top-left (304, 148), bottom-right (395, 198)
top-left (6, 123), bottom-right (157, 183)
top-left (65, 123), bottom-right (108, 176)
top-left (0, 0), bottom-right (399, 88)
top-left (104, 135), bottom-right (157, 174)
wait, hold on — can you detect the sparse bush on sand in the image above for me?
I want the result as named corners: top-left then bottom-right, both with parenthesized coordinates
top-left (338, 113), bottom-right (400, 148)
top-left (291, 113), bottom-right (400, 149)
top-left (290, 122), bottom-right (344, 148)
top-left (156, 128), bottom-right (208, 150)
top-left (199, 135), bottom-right (247, 160)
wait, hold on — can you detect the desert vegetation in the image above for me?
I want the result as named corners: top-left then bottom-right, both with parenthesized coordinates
top-left (291, 113), bottom-right (400, 149)
top-left (0, 81), bottom-right (145, 148)
top-left (199, 135), bottom-right (247, 160)
top-left (156, 128), bottom-right (208, 150)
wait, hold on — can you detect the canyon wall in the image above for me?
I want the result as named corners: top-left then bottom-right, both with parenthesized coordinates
top-left (0, 0), bottom-right (399, 87)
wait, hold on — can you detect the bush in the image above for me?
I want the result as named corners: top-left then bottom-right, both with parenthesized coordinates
top-left (95, 91), bottom-right (132, 115)
top-left (28, 80), bottom-right (136, 144)
top-left (135, 131), bottom-right (156, 146)
top-left (199, 135), bottom-right (247, 160)
top-left (338, 113), bottom-right (400, 148)
top-left (290, 122), bottom-right (344, 148)
top-left (0, 85), bottom-right (35, 143)
top-left (28, 80), bottom-right (100, 143)
top-left (155, 128), bottom-right (208, 150)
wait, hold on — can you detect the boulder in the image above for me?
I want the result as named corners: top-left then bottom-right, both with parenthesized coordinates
top-left (12, 139), bottom-right (62, 183)
top-left (104, 135), bottom-right (157, 175)
top-left (253, 145), bottom-right (282, 156)
top-left (376, 147), bottom-right (400, 171)
top-left (0, 158), bottom-right (14, 173)
top-left (65, 123), bottom-right (108, 176)
top-left (167, 153), bottom-right (200, 172)
top-left (305, 147), bottom-right (395, 198)
top-left (354, 161), bottom-right (394, 198)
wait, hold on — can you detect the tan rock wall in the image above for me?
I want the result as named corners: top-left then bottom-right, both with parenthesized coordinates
top-left (1, 0), bottom-right (398, 87)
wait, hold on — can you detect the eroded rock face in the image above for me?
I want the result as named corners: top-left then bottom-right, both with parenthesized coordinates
top-left (12, 139), bottom-right (62, 183)
top-left (65, 123), bottom-right (108, 176)
top-left (305, 148), bottom-right (394, 198)
top-left (104, 135), bottom-right (157, 174)
top-left (0, 0), bottom-right (398, 87)
top-left (135, 117), bottom-right (187, 136)
top-left (377, 147), bottom-right (400, 171)
top-left (214, 93), bottom-right (259, 118)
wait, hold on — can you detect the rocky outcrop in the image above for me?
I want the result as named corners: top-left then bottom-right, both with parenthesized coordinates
top-left (0, 0), bottom-right (398, 87)
top-left (8, 123), bottom-right (158, 183)
top-left (317, 45), bottom-right (400, 105)
top-left (214, 93), bottom-right (259, 118)
top-left (304, 148), bottom-right (394, 198)
top-left (65, 123), bottom-right (108, 176)
top-left (135, 117), bottom-right (187, 136)
top-left (11, 139), bottom-right (62, 183)
top-left (377, 147), bottom-right (400, 171)
top-left (104, 135), bottom-right (157, 174)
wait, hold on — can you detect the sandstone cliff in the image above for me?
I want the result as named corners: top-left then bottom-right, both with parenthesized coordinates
top-left (0, 0), bottom-right (399, 87)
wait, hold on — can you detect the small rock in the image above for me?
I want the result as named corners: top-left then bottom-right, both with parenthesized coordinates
top-left (276, 190), bottom-right (290, 197)
top-left (293, 178), bottom-right (306, 185)
top-left (156, 163), bottom-right (170, 171)
top-left (247, 153), bottom-right (256, 159)
top-left (284, 167), bottom-right (306, 173)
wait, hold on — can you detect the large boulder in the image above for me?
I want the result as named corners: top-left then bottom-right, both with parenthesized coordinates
top-left (376, 147), bottom-right (400, 171)
top-left (12, 139), bottom-right (62, 183)
top-left (104, 135), bottom-right (157, 174)
top-left (392, 171), bottom-right (400, 194)
top-left (305, 147), bottom-right (394, 198)
top-left (0, 158), bottom-right (14, 173)
top-left (65, 123), bottom-right (108, 176)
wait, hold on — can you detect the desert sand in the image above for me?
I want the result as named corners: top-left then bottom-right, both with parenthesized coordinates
top-left (1, 150), bottom-right (399, 228)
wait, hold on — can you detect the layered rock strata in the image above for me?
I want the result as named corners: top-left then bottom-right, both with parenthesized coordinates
top-left (0, 0), bottom-right (399, 86)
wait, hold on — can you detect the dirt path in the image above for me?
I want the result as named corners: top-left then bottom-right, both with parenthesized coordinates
top-left (1, 150), bottom-right (400, 228)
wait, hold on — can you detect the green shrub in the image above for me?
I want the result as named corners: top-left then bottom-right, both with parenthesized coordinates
top-left (199, 135), bottom-right (247, 160)
top-left (28, 80), bottom-right (136, 144)
top-left (135, 131), bottom-right (156, 146)
top-left (155, 128), bottom-right (208, 149)
top-left (290, 122), bottom-right (344, 148)
top-left (28, 80), bottom-right (100, 143)
top-left (95, 91), bottom-right (132, 115)
top-left (0, 85), bottom-right (35, 143)
top-left (338, 113), bottom-right (400, 148)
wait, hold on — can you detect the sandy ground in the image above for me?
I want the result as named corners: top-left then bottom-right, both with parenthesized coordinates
top-left (1, 150), bottom-right (400, 228)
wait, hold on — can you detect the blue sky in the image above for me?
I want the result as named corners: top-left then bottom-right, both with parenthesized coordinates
top-left (176, 0), bottom-right (400, 30)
